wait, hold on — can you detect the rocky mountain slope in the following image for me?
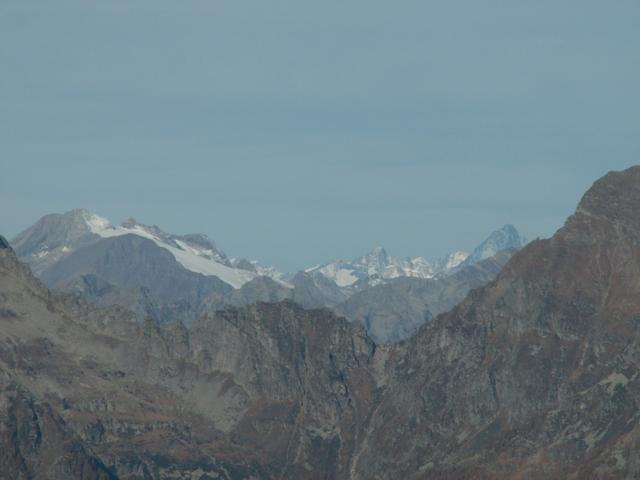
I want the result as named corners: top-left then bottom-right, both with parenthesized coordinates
top-left (1, 166), bottom-right (640, 479)
top-left (335, 249), bottom-right (514, 343)
top-left (0, 380), bottom-right (117, 480)
top-left (2, 166), bottom-right (640, 478)
top-left (352, 166), bottom-right (640, 479)
top-left (0, 235), bottom-right (380, 478)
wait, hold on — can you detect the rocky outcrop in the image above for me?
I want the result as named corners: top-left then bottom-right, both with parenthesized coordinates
top-left (459, 224), bottom-right (526, 267)
top-left (0, 235), bottom-right (10, 249)
top-left (0, 381), bottom-right (116, 480)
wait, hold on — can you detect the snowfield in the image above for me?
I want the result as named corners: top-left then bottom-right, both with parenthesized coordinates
top-left (84, 212), bottom-right (269, 289)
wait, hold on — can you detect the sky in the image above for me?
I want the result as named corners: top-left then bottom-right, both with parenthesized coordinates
top-left (1, 1), bottom-right (639, 271)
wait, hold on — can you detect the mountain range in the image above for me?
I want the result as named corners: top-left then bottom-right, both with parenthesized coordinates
top-left (308, 224), bottom-right (525, 289)
top-left (1, 166), bottom-right (639, 478)
top-left (10, 210), bottom-right (526, 342)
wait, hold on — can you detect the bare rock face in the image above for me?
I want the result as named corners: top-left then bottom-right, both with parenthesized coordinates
top-left (1, 166), bottom-right (640, 479)
top-left (352, 166), bottom-right (640, 479)
top-left (0, 239), bottom-right (381, 479)
top-left (0, 382), bottom-right (117, 480)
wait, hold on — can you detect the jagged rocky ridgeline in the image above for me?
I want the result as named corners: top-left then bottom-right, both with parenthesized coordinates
top-left (1, 166), bottom-right (640, 479)
top-left (10, 210), bottom-right (526, 342)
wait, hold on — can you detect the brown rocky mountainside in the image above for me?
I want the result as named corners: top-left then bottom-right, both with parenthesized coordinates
top-left (0, 237), bottom-right (379, 479)
top-left (355, 166), bottom-right (640, 479)
top-left (1, 166), bottom-right (640, 479)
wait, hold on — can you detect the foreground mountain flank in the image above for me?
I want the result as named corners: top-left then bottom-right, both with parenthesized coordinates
top-left (355, 166), bottom-right (640, 479)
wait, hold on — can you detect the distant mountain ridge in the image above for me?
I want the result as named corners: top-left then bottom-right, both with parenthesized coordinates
top-left (307, 224), bottom-right (525, 289)
top-left (334, 249), bottom-right (515, 343)
top-left (11, 209), bottom-right (527, 340)
top-left (12, 208), bottom-right (526, 290)
top-left (306, 246), bottom-right (466, 288)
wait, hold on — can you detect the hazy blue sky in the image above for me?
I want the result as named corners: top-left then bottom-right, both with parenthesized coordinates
top-left (1, 1), bottom-right (639, 271)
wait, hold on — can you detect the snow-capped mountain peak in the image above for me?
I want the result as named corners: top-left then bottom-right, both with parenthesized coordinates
top-left (16, 209), bottom-right (288, 290)
top-left (308, 246), bottom-right (437, 289)
top-left (461, 224), bottom-right (526, 267)
top-left (83, 210), bottom-right (113, 232)
top-left (354, 246), bottom-right (391, 275)
top-left (306, 225), bottom-right (524, 290)
top-left (81, 213), bottom-right (253, 288)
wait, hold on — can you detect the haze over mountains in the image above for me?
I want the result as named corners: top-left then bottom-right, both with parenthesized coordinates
top-left (10, 209), bottom-right (526, 342)
top-left (2, 167), bottom-right (640, 479)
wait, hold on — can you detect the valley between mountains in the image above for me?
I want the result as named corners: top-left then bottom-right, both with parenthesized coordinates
top-left (2, 166), bottom-right (640, 479)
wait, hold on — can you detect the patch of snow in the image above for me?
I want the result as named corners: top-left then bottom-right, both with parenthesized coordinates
top-left (445, 251), bottom-right (469, 269)
top-left (316, 263), bottom-right (359, 287)
top-left (333, 269), bottom-right (359, 287)
top-left (174, 239), bottom-right (216, 260)
top-left (252, 263), bottom-right (293, 288)
top-left (84, 213), bottom-right (114, 233)
top-left (309, 246), bottom-right (475, 289)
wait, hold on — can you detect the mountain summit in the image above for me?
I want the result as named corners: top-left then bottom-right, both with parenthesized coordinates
top-left (460, 224), bottom-right (526, 267)
top-left (11, 209), bottom-right (283, 290)
top-left (307, 225), bottom-right (525, 289)
top-left (10, 209), bottom-right (290, 322)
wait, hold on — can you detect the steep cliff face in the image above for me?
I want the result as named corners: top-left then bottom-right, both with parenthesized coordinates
top-left (353, 166), bottom-right (640, 479)
top-left (0, 383), bottom-right (117, 480)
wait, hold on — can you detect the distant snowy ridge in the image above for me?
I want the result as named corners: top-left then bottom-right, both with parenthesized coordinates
top-left (13, 208), bottom-right (524, 294)
top-left (306, 246), bottom-right (470, 288)
top-left (83, 211), bottom-right (289, 289)
top-left (306, 225), bottom-right (526, 289)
